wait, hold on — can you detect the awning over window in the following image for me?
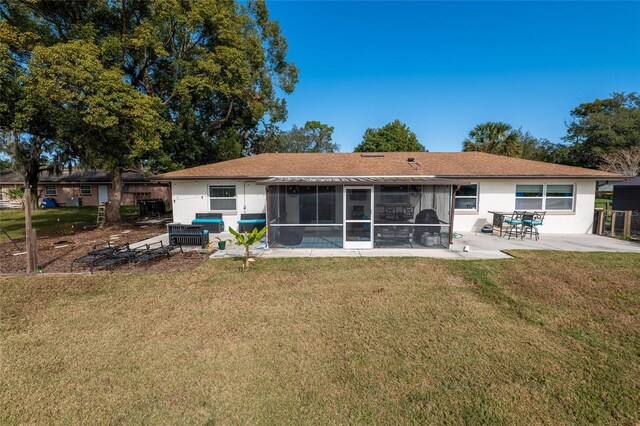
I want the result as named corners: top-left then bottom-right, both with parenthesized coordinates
top-left (257, 176), bottom-right (467, 186)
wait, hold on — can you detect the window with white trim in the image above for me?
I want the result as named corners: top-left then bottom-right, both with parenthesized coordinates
top-left (80, 185), bottom-right (92, 196)
top-left (515, 184), bottom-right (574, 211)
top-left (209, 185), bottom-right (236, 210)
top-left (455, 184), bottom-right (478, 210)
top-left (545, 184), bottom-right (574, 210)
top-left (44, 185), bottom-right (57, 196)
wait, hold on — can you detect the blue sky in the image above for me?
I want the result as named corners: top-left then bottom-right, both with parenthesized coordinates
top-left (267, 1), bottom-right (640, 152)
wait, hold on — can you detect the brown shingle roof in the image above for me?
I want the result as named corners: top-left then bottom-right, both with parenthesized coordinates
top-left (157, 152), bottom-right (624, 180)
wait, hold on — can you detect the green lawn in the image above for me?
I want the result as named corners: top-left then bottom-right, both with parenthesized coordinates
top-left (0, 205), bottom-right (140, 241)
top-left (1, 252), bottom-right (638, 424)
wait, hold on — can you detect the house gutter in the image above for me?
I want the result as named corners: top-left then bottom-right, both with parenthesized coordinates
top-left (153, 174), bottom-right (625, 181)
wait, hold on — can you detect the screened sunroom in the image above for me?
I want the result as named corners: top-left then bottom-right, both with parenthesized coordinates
top-left (261, 177), bottom-right (459, 249)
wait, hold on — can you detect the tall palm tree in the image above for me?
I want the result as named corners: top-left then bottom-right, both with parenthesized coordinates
top-left (462, 122), bottom-right (522, 156)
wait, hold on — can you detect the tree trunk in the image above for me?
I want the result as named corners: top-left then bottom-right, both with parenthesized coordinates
top-left (24, 183), bottom-right (37, 273)
top-left (105, 170), bottom-right (123, 223)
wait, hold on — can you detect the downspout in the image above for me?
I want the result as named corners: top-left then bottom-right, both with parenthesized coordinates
top-left (243, 181), bottom-right (247, 212)
top-left (448, 185), bottom-right (459, 249)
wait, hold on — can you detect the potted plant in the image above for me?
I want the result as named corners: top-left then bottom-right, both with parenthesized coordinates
top-left (215, 237), bottom-right (232, 250)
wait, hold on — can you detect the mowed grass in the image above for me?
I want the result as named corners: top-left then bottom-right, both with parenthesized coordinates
top-left (1, 252), bottom-right (639, 424)
top-left (0, 206), bottom-right (140, 241)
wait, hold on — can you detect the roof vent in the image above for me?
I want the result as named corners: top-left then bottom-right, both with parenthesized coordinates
top-left (360, 153), bottom-right (385, 157)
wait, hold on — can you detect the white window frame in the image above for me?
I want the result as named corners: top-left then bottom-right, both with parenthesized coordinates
top-left (208, 185), bottom-right (237, 211)
top-left (544, 183), bottom-right (575, 211)
top-left (80, 184), bottom-right (92, 196)
top-left (515, 183), bottom-right (575, 211)
top-left (455, 183), bottom-right (479, 211)
top-left (44, 185), bottom-right (57, 196)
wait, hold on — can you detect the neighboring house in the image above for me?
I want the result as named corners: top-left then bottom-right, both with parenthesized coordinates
top-left (158, 152), bottom-right (622, 249)
top-left (0, 169), bottom-right (171, 207)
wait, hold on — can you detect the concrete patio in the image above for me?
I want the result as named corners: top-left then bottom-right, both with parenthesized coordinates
top-left (134, 231), bottom-right (640, 260)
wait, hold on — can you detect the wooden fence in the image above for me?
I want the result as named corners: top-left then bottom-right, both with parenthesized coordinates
top-left (593, 208), bottom-right (640, 239)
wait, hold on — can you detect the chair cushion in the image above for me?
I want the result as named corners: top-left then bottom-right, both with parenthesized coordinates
top-left (192, 218), bottom-right (223, 223)
top-left (237, 219), bottom-right (266, 224)
top-left (522, 220), bottom-right (542, 225)
top-left (504, 219), bottom-right (522, 224)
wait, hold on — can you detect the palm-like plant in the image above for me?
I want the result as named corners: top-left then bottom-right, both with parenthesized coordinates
top-left (228, 226), bottom-right (267, 270)
top-left (5, 186), bottom-right (25, 208)
top-left (463, 122), bottom-right (522, 157)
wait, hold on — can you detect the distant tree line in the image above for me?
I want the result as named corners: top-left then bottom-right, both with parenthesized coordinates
top-left (462, 92), bottom-right (640, 177)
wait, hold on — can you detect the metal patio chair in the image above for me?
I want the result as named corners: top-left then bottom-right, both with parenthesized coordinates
top-left (503, 211), bottom-right (525, 240)
top-left (521, 211), bottom-right (545, 240)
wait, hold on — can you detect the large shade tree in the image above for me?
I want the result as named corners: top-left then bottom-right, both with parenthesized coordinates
top-left (564, 92), bottom-right (640, 169)
top-left (250, 120), bottom-right (337, 154)
top-left (354, 119), bottom-right (425, 152)
top-left (1, 0), bottom-right (298, 221)
top-left (0, 19), bottom-right (69, 207)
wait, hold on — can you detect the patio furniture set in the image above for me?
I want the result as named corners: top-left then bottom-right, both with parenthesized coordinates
top-left (488, 211), bottom-right (546, 240)
top-left (72, 240), bottom-right (182, 272)
top-left (167, 213), bottom-right (267, 248)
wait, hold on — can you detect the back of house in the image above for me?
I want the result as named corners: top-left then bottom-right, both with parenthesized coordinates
top-left (158, 152), bottom-right (622, 249)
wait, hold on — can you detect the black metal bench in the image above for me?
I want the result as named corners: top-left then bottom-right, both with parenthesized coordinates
top-left (71, 242), bottom-right (133, 272)
top-left (167, 223), bottom-right (209, 248)
top-left (132, 241), bottom-right (183, 264)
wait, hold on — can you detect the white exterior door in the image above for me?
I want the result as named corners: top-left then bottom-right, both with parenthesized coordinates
top-left (343, 186), bottom-right (374, 249)
top-left (98, 185), bottom-right (109, 205)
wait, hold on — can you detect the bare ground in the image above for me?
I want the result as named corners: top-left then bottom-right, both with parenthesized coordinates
top-left (0, 224), bottom-right (205, 274)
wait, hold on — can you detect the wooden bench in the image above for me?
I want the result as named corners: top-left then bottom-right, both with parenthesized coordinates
top-left (191, 213), bottom-right (224, 233)
top-left (167, 223), bottom-right (210, 248)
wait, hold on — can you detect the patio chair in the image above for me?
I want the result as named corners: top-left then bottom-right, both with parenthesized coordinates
top-left (503, 211), bottom-right (525, 239)
top-left (400, 206), bottom-right (415, 221)
top-left (383, 207), bottom-right (396, 221)
top-left (521, 211), bottom-right (545, 240)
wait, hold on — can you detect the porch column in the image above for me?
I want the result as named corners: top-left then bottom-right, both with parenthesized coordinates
top-left (448, 185), bottom-right (459, 249)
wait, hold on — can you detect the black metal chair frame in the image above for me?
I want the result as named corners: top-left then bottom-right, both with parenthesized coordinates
top-left (72, 240), bottom-right (183, 272)
top-left (521, 211), bottom-right (546, 240)
top-left (503, 211), bottom-right (525, 240)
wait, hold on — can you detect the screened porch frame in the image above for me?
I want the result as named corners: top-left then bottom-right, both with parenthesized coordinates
top-left (264, 180), bottom-right (459, 249)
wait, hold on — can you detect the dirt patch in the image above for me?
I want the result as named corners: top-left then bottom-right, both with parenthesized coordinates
top-left (0, 224), bottom-right (206, 274)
